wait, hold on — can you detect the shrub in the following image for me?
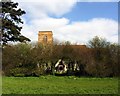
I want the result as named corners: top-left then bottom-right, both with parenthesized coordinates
top-left (10, 68), bottom-right (28, 77)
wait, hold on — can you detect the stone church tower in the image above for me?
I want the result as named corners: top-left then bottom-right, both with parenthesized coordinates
top-left (38, 31), bottom-right (53, 44)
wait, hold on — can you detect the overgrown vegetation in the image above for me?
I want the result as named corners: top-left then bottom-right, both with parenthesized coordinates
top-left (2, 36), bottom-right (119, 77)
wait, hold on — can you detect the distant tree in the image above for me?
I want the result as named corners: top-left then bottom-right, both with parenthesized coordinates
top-left (88, 36), bottom-right (110, 48)
top-left (2, 43), bottom-right (34, 76)
top-left (1, 0), bottom-right (30, 45)
top-left (64, 41), bottom-right (71, 45)
top-left (87, 36), bottom-right (112, 77)
top-left (88, 36), bottom-right (110, 61)
top-left (2, 44), bottom-right (16, 75)
top-left (108, 43), bottom-right (119, 77)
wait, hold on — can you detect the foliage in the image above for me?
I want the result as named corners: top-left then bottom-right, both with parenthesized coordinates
top-left (2, 36), bottom-right (119, 77)
top-left (85, 36), bottom-right (119, 77)
top-left (1, 0), bottom-right (30, 45)
top-left (88, 36), bottom-right (110, 48)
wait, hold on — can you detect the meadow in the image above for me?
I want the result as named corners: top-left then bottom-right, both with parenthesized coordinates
top-left (2, 76), bottom-right (118, 94)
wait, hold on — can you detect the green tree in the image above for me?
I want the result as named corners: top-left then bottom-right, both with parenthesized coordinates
top-left (87, 36), bottom-right (112, 77)
top-left (88, 36), bottom-right (110, 48)
top-left (108, 43), bottom-right (119, 77)
top-left (1, 0), bottom-right (30, 45)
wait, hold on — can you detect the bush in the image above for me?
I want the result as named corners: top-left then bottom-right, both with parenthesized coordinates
top-left (10, 68), bottom-right (28, 77)
top-left (2, 37), bottom-right (119, 77)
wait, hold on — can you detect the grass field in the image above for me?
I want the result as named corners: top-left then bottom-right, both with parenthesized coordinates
top-left (2, 76), bottom-right (118, 94)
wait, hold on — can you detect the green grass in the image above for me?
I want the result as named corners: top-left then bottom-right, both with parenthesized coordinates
top-left (2, 76), bottom-right (118, 94)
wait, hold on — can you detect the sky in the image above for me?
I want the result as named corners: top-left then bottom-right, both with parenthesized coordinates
top-left (14, 0), bottom-right (119, 44)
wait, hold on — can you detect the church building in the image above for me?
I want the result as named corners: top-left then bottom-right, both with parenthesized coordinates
top-left (38, 31), bottom-right (85, 75)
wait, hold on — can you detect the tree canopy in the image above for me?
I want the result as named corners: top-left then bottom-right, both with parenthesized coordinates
top-left (1, 0), bottom-right (30, 45)
top-left (88, 36), bottom-right (110, 48)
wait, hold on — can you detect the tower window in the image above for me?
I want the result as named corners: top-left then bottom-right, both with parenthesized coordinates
top-left (43, 35), bottom-right (47, 43)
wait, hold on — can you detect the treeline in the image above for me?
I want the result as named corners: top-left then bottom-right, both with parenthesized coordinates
top-left (2, 36), bottom-right (119, 77)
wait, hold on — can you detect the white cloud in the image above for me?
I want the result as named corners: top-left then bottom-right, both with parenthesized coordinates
top-left (14, 0), bottom-right (118, 20)
top-left (21, 17), bottom-right (118, 44)
top-left (21, 17), bottom-right (70, 42)
top-left (54, 18), bottom-right (118, 44)
top-left (14, 1), bottom-right (118, 44)
top-left (30, 18), bottom-right (69, 29)
top-left (15, 0), bottom-right (77, 18)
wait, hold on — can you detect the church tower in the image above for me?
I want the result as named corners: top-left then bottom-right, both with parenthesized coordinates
top-left (38, 31), bottom-right (53, 44)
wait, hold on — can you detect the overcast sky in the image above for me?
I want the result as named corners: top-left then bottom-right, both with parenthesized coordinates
top-left (14, 0), bottom-right (118, 44)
